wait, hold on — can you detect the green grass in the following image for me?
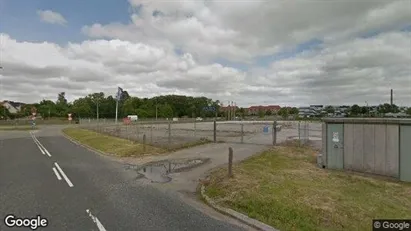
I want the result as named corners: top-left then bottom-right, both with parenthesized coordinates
top-left (62, 128), bottom-right (166, 157)
top-left (0, 125), bottom-right (38, 131)
top-left (204, 145), bottom-right (411, 231)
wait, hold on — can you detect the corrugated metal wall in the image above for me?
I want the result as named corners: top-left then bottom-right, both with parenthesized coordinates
top-left (343, 123), bottom-right (399, 177)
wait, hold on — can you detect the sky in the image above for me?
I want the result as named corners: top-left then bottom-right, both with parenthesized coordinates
top-left (0, 0), bottom-right (410, 107)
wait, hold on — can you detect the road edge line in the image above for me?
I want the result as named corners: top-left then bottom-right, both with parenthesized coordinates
top-left (33, 136), bottom-right (52, 157)
top-left (52, 167), bottom-right (62, 180)
top-left (30, 132), bottom-right (46, 155)
top-left (200, 184), bottom-right (279, 231)
top-left (86, 209), bottom-right (107, 231)
top-left (54, 162), bottom-right (74, 187)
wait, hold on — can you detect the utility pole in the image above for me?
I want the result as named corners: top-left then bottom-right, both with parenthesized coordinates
top-left (227, 101), bottom-right (231, 121)
top-left (115, 98), bottom-right (119, 124)
top-left (365, 101), bottom-right (370, 117)
top-left (96, 99), bottom-right (99, 122)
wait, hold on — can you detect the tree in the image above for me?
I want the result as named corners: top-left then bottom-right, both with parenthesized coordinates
top-left (159, 104), bottom-right (173, 118)
top-left (378, 103), bottom-right (399, 114)
top-left (265, 110), bottom-right (272, 116)
top-left (0, 104), bottom-right (10, 119)
top-left (278, 108), bottom-right (289, 119)
top-left (407, 107), bottom-right (411, 115)
top-left (258, 108), bottom-right (265, 118)
top-left (289, 107), bottom-right (299, 115)
top-left (360, 106), bottom-right (369, 116)
top-left (350, 104), bottom-right (361, 116)
top-left (325, 106), bottom-right (335, 114)
top-left (57, 92), bottom-right (68, 105)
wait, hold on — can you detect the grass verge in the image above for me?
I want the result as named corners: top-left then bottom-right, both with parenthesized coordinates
top-left (62, 128), bottom-right (166, 157)
top-left (0, 125), bottom-right (37, 131)
top-left (204, 144), bottom-right (411, 231)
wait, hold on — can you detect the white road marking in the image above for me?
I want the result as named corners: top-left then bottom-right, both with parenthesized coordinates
top-left (54, 162), bottom-right (74, 187)
top-left (52, 167), bottom-right (62, 180)
top-left (33, 136), bottom-right (51, 157)
top-left (86, 209), bottom-right (107, 231)
top-left (32, 137), bottom-right (46, 155)
top-left (30, 132), bottom-right (51, 157)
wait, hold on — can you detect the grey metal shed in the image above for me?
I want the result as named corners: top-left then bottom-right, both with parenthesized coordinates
top-left (322, 118), bottom-right (411, 182)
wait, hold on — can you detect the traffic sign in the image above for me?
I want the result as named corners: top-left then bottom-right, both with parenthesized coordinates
top-left (203, 106), bottom-right (216, 112)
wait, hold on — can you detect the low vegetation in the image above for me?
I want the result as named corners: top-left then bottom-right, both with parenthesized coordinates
top-left (62, 128), bottom-right (166, 157)
top-left (204, 145), bottom-right (411, 231)
top-left (0, 125), bottom-right (37, 131)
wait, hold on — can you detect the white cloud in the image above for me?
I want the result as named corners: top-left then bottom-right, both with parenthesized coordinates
top-left (0, 1), bottom-right (410, 107)
top-left (83, 0), bottom-right (411, 63)
top-left (37, 10), bottom-right (67, 25)
top-left (1, 29), bottom-right (410, 107)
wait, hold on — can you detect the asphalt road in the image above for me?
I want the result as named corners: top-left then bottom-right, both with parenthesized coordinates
top-left (0, 130), bottom-right (246, 231)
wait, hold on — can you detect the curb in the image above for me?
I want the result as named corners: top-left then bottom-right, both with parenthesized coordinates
top-left (61, 132), bottom-right (115, 157)
top-left (200, 185), bottom-right (279, 231)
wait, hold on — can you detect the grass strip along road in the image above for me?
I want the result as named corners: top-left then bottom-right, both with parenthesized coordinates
top-left (63, 128), bottom-right (166, 157)
top-left (204, 143), bottom-right (411, 231)
top-left (0, 125), bottom-right (37, 131)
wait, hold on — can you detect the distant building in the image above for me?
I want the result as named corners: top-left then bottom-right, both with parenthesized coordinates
top-left (0, 101), bottom-right (24, 114)
top-left (219, 106), bottom-right (239, 112)
top-left (298, 106), bottom-right (318, 117)
top-left (246, 105), bottom-right (281, 115)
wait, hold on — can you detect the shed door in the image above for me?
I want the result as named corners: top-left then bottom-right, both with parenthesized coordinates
top-left (327, 124), bottom-right (344, 169)
top-left (400, 125), bottom-right (411, 182)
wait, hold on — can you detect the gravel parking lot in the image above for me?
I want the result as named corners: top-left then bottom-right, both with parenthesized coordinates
top-left (80, 120), bottom-right (323, 149)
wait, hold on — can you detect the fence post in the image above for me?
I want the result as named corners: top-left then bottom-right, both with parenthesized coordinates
top-left (194, 120), bottom-right (197, 137)
top-left (213, 120), bottom-right (217, 143)
top-left (241, 124), bottom-right (244, 143)
top-left (272, 120), bottom-right (277, 145)
top-left (150, 123), bottom-right (153, 144)
top-left (298, 121), bottom-right (301, 146)
top-left (143, 134), bottom-right (146, 152)
top-left (228, 147), bottom-right (233, 177)
top-left (168, 120), bottom-right (171, 145)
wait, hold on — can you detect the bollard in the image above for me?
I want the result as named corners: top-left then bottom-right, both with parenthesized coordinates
top-left (241, 124), bottom-right (244, 143)
top-left (228, 147), bottom-right (233, 177)
top-left (143, 134), bottom-right (146, 152)
top-left (213, 120), bottom-right (217, 143)
top-left (272, 121), bottom-right (277, 145)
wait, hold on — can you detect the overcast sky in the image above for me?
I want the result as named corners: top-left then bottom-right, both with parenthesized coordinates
top-left (0, 0), bottom-right (410, 107)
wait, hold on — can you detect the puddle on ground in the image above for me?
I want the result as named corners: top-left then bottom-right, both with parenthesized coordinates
top-left (126, 158), bottom-right (209, 183)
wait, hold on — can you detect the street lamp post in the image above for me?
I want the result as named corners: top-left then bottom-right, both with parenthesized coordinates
top-left (365, 101), bottom-right (370, 117)
top-left (0, 66), bottom-right (5, 119)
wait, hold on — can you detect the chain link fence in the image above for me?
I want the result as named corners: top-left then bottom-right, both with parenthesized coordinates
top-left (280, 121), bottom-right (323, 150)
top-left (77, 118), bottom-right (324, 150)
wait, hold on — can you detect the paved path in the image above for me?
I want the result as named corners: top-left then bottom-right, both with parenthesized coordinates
top-left (118, 142), bottom-right (270, 193)
top-left (0, 128), bottom-right (252, 231)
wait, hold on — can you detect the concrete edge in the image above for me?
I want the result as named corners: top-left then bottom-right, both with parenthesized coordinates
top-left (200, 185), bottom-right (279, 231)
top-left (61, 131), bottom-right (115, 157)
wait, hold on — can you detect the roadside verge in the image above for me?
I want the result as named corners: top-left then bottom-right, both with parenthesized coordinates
top-left (62, 128), bottom-right (166, 157)
top-left (200, 184), bottom-right (279, 231)
top-left (201, 143), bottom-right (411, 231)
